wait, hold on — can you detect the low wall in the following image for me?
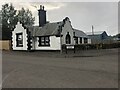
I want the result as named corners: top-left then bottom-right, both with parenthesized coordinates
top-left (0, 40), bottom-right (11, 50)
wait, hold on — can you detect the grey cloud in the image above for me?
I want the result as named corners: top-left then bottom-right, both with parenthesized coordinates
top-left (0, 2), bottom-right (117, 35)
top-left (45, 2), bottom-right (118, 35)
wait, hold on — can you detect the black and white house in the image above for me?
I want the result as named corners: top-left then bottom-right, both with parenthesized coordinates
top-left (12, 5), bottom-right (91, 51)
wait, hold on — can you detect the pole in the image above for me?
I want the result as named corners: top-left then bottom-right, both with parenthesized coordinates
top-left (60, 26), bottom-right (62, 54)
top-left (92, 25), bottom-right (94, 44)
top-left (92, 25), bottom-right (94, 35)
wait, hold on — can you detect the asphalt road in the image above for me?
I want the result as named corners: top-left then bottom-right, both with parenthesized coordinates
top-left (2, 49), bottom-right (118, 88)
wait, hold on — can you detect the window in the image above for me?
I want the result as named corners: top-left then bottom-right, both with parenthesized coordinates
top-left (75, 37), bottom-right (78, 44)
top-left (80, 37), bottom-right (82, 44)
top-left (16, 33), bottom-right (23, 47)
top-left (66, 32), bottom-right (71, 44)
top-left (101, 34), bottom-right (105, 40)
top-left (39, 36), bottom-right (50, 46)
top-left (84, 38), bottom-right (88, 44)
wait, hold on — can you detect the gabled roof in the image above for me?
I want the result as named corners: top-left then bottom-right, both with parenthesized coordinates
top-left (31, 17), bottom-right (71, 37)
top-left (74, 29), bottom-right (88, 38)
top-left (86, 31), bottom-right (106, 35)
top-left (32, 21), bottom-right (64, 36)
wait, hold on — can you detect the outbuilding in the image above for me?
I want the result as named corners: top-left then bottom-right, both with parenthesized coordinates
top-left (86, 31), bottom-right (109, 44)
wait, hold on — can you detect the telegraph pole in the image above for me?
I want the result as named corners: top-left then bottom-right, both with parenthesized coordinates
top-left (60, 26), bottom-right (62, 54)
top-left (92, 25), bottom-right (94, 35)
top-left (91, 25), bottom-right (95, 44)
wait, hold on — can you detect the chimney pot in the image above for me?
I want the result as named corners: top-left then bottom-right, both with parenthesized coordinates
top-left (43, 6), bottom-right (44, 10)
top-left (40, 5), bottom-right (42, 10)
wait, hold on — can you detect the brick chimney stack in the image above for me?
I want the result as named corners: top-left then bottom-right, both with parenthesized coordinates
top-left (38, 5), bottom-right (46, 27)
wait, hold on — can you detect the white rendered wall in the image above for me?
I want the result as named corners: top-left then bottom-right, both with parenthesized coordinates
top-left (61, 20), bottom-right (74, 45)
top-left (88, 39), bottom-right (91, 44)
top-left (12, 22), bottom-right (28, 50)
top-left (35, 36), bottom-right (61, 50)
top-left (82, 38), bottom-right (84, 44)
top-left (78, 38), bottom-right (80, 44)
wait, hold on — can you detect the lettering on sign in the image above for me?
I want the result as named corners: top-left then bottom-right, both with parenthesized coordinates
top-left (66, 45), bottom-right (74, 49)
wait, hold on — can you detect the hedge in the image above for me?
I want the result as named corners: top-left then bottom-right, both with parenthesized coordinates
top-left (62, 42), bottom-right (120, 50)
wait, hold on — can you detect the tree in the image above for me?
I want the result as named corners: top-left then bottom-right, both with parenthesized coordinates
top-left (17, 7), bottom-right (35, 28)
top-left (2, 3), bottom-right (18, 31)
top-left (1, 3), bottom-right (35, 40)
top-left (1, 3), bottom-right (18, 40)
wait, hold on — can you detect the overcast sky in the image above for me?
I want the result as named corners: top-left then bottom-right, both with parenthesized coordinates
top-left (0, 1), bottom-right (118, 36)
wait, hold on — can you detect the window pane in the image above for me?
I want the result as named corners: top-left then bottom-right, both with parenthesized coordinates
top-left (84, 38), bottom-right (88, 43)
top-left (66, 33), bottom-right (71, 44)
top-left (80, 37), bottom-right (82, 43)
top-left (45, 37), bottom-right (49, 40)
top-left (16, 33), bottom-right (23, 47)
top-left (41, 43), bottom-right (45, 45)
top-left (46, 42), bottom-right (49, 45)
top-left (41, 37), bottom-right (44, 41)
top-left (75, 37), bottom-right (78, 44)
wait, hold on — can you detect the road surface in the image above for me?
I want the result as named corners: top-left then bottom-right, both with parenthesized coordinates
top-left (2, 49), bottom-right (118, 88)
